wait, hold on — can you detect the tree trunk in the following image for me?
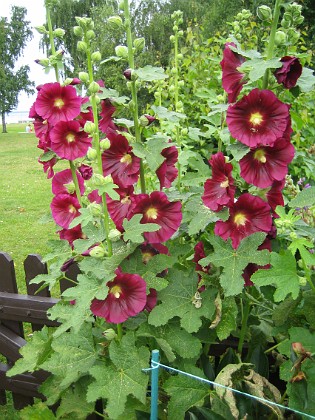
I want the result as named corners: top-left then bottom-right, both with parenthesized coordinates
top-left (1, 111), bottom-right (7, 133)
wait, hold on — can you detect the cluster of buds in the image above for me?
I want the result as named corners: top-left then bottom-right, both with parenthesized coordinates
top-left (275, 2), bottom-right (304, 47)
top-left (74, 17), bottom-right (101, 63)
top-left (229, 9), bottom-right (253, 41)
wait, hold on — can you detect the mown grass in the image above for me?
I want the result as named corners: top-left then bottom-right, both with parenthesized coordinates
top-left (0, 123), bottom-right (58, 293)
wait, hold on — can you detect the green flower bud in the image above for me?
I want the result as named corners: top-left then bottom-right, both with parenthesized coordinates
top-left (115, 45), bottom-right (128, 58)
top-left (90, 246), bottom-right (106, 258)
top-left (84, 121), bottom-right (96, 134)
top-left (118, 1), bottom-right (125, 11)
top-left (107, 15), bottom-right (123, 28)
top-left (181, 128), bottom-right (188, 136)
top-left (171, 67), bottom-right (178, 75)
top-left (73, 26), bottom-right (83, 37)
top-left (87, 147), bottom-right (97, 161)
top-left (133, 37), bottom-right (145, 51)
top-left (287, 28), bottom-right (300, 45)
top-left (100, 138), bottom-right (111, 151)
top-left (178, 30), bottom-right (184, 37)
top-left (54, 28), bottom-right (65, 38)
top-left (88, 81), bottom-right (100, 94)
top-left (274, 30), bottom-right (287, 46)
top-left (170, 35), bottom-right (175, 43)
top-left (295, 16), bottom-right (304, 25)
top-left (177, 53), bottom-right (183, 60)
top-left (77, 40), bottom-right (88, 53)
top-left (173, 25), bottom-right (178, 32)
top-left (103, 328), bottom-right (117, 340)
top-left (108, 229), bottom-right (122, 242)
top-left (91, 51), bottom-right (102, 62)
top-left (86, 29), bottom-right (96, 40)
top-left (88, 202), bottom-right (103, 217)
top-left (79, 71), bottom-right (89, 83)
top-left (64, 181), bottom-right (75, 195)
top-left (35, 25), bottom-right (47, 35)
top-left (154, 91), bottom-right (161, 99)
top-left (94, 95), bottom-right (101, 105)
top-left (35, 58), bottom-right (50, 67)
top-left (178, 80), bottom-right (184, 87)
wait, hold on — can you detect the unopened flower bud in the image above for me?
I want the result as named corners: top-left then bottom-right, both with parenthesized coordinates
top-left (90, 246), bottom-right (106, 258)
top-left (123, 68), bottom-right (132, 80)
top-left (87, 147), bottom-right (97, 161)
top-left (170, 35), bottom-right (175, 42)
top-left (88, 202), bottom-right (103, 217)
top-left (178, 30), bottom-right (184, 37)
top-left (103, 328), bottom-right (117, 340)
top-left (73, 26), bottom-right (83, 37)
top-left (79, 71), bottom-right (89, 83)
top-left (108, 229), bottom-right (121, 242)
top-left (173, 25), bottom-right (178, 32)
top-left (181, 128), bottom-right (188, 136)
top-left (84, 121), bottom-right (96, 134)
top-left (257, 5), bottom-right (272, 22)
top-left (115, 45), bottom-right (128, 58)
top-left (91, 51), bottom-right (102, 62)
top-left (88, 81), bottom-right (100, 94)
top-left (118, 1), bottom-right (125, 11)
top-left (133, 37), bottom-right (145, 51)
top-left (77, 40), bottom-right (88, 53)
top-left (139, 114), bottom-right (156, 127)
top-left (287, 28), bottom-right (300, 45)
top-left (35, 58), bottom-right (50, 67)
top-left (35, 25), bottom-right (47, 35)
top-left (274, 30), bottom-right (287, 46)
top-left (107, 15), bottom-right (123, 28)
top-left (64, 181), bottom-right (75, 194)
top-left (54, 28), bottom-right (65, 38)
top-left (86, 29), bottom-right (96, 40)
top-left (100, 138), bottom-right (111, 151)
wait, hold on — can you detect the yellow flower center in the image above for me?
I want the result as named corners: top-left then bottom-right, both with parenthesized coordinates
top-left (254, 149), bottom-right (267, 163)
top-left (110, 285), bottom-right (122, 299)
top-left (220, 178), bottom-right (229, 188)
top-left (146, 207), bottom-right (158, 220)
top-left (66, 133), bottom-right (76, 143)
top-left (142, 252), bottom-right (153, 264)
top-left (121, 196), bottom-right (131, 205)
top-left (54, 98), bottom-right (65, 108)
top-left (120, 154), bottom-right (132, 165)
top-left (68, 204), bottom-right (77, 214)
top-left (234, 212), bottom-right (247, 226)
top-left (249, 112), bottom-right (263, 126)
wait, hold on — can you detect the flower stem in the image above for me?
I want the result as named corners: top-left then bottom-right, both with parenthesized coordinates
top-left (124, 0), bottom-right (146, 194)
top-left (262, 0), bottom-right (282, 89)
top-left (237, 293), bottom-right (251, 355)
top-left (264, 338), bottom-right (289, 354)
top-left (117, 323), bottom-right (123, 341)
top-left (69, 161), bottom-right (82, 206)
top-left (45, 5), bottom-right (59, 83)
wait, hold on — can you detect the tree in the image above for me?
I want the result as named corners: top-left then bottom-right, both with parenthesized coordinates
top-left (0, 6), bottom-right (35, 133)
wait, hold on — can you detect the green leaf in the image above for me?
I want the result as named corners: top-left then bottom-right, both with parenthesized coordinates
top-left (200, 233), bottom-right (269, 297)
top-left (123, 214), bottom-right (160, 244)
top-left (96, 180), bottom-right (120, 200)
top-left (288, 186), bottom-right (315, 208)
top-left (288, 237), bottom-right (315, 266)
top-left (151, 105), bottom-right (186, 123)
top-left (41, 323), bottom-right (97, 388)
top-left (7, 326), bottom-right (54, 377)
top-left (134, 65), bottom-right (168, 81)
top-left (296, 67), bottom-right (315, 92)
top-left (42, 240), bottom-right (72, 263)
top-left (19, 402), bottom-right (56, 420)
top-left (216, 297), bottom-right (238, 341)
top-left (184, 197), bottom-right (224, 235)
top-left (227, 142), bottom-right (250, 161)
top-left (164, 366), bottom-right (209, 419)
top-left (148, 268), bottom-right (216, 333)
top-left (251, 251), bottom-right (300, 302)
top-left (242, 58), bottom-right (282, 82)
top-left (73, 222), bottom-right (106, 254)
top-left (87, 332), bottom-right (149, 419)
top-left (69, 207), bottom-right (95, 229)
top-left (39, 150), bottom-right (56, 162)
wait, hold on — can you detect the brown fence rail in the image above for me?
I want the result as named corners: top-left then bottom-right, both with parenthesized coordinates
top-left (0, 251), bottom-right (101, 418)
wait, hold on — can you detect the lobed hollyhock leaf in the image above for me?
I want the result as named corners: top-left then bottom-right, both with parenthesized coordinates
top-left (148, 268), bottom-right (216, 333)
top-left (200, 232), bottom-right (269, 296)
top-left (288, 237), bottom-right (315, 266)
top-left (134, 65), bottom-right (168, 81)
top-left (251, 251), bottom-right (300, 302)
top-left (19, 402), bottom-right (56, 420)
top-left (227, 142), bottom-right (250, 161)
top-left (69, 207), bottom-right (95, 229)
top-left (288, 186), bottom-right (315, 208)
top-left (296, 67), bottom-right (315, 92)
top-left (123, 214), bottom-right (160, 244)
top-left (151, 105), bottom-right (186, 122)
top-left (87, 332), bottom-right (149, 419)
top-left (62, 274), bottom-right (109, 308)
top-left (164, 365), bottom-right (209, 419)
top-left (216, 297), bottom-right (238, 341)
top-left (41, 323), bottom-right (97, 388)
top-left (238, 58), bottom-right (282, 82)
top-left (73, 222), bottom-right (106, 254)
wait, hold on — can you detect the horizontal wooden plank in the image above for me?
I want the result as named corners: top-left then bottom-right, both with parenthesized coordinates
top-left (0, 363), bottom-right (44, 399)
top-left (0, 324), bottom-right (26, 362)
top-left (0, 292), bottom-right (60, 326)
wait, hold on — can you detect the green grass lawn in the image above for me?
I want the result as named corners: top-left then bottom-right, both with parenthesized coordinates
top-left (0, 123), bottom-right (58, 294)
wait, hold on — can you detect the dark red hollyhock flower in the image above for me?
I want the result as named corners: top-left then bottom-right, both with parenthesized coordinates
top-left (131, 191), bottom-right (182, 243)
top-left (52, 169), bottom-right (85, 196)
top-left (34, 82), bottom-right (82, 125)
top-left (143, 114), bottom-right (156, 125)
top-left (70, 78), bottom-right (81, 85)
top-left (193, 241), bottom-right (211, 292)
top-left (90, 270), bottom-right (147, 324)
top-left (260, 179), bottom-right (285, 217)
top-left (102, 131), bottom-right (140, 187)
top-left (239, 137), bottom-right (295, 188)
top-left (76, 97), bottom-right (94, 128)
top-left (51, 193), bottom-right (80, 229)
top-left (144, 288), bottom-right (157, 312)
top-left (274, 56), bottom-right (303, 89)
top-left (78, 163), bottom-right (93, 180)
top-left (220, 42), bottom-right (246, 103)
top-left (107, 186), bottom-right (136, 231)
top-left (243, 238), bottom-right (271, 286)
top-left (88, 189), bottom-right (102, 204)
top-left (214, 193), bottom-right (273, 249)
top-left (50, 120), bottom-right (92, 160)
top-left (59, 224), bottom-right (84, 248)
top-left (99, 99), bottom-right (118, 134)
top-left (30, 103), bottom-right (53, 152)
top-left (202, 152), bottom-right (236, 211)
top-left (226, 88), bottom-right (291, 147)
top-left (38, 156), bottom-right (57, 179)
top-left (140, 242), bottom-right (169, 278)
top-left (156, 144), bottom-right (178, 189)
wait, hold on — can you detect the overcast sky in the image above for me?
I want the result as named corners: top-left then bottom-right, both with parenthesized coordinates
top-left (2, 0), bottom-right (53, 112)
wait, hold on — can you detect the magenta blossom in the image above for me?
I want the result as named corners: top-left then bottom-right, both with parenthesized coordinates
top-left (52, 169), bottom-right (85, 196)
top-left (156, 144), bottom-right (178, 189)
top-left (107, 186), bottom-right (136, 231)
top-left (220, 42), bottom-right (246, 103)
top-left (274, 56), bottom-right (302, 89)
top-left (51, 193), bottom-right (80, 229)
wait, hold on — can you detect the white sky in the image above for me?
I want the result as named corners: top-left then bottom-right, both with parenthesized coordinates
top-left (2, 0), bottom-right (53, 112)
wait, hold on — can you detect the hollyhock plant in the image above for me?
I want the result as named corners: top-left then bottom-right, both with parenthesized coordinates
top-left (78, 164), bottom-right (93, 180)
top-left (261, 179), bottom-right (285, 216)
top-left (102, 131), bottom-right (140, 187)
top-left (50, 120), bottom-right (92, 160)
top-left (220, 42), bottom-right (246, 103)
top-left (58, 224), bottom-right (84, 247)
top-left (90, 270), bottom-right (147, 324)
top-left (243, 239), bottom-right (272, 286)
top-left (156, 144), bottom-right (179, 189)
top-left (239, 137), bottom-right (295, 188)
top-left (34, 82), bottom-right (82, 125)
top-left (38, 156), bottom-right (57, 179)
top-left (214, 193), bottom-right (273, 249)
top-left (107, 186), bottom-right (136, 231)
top-left (274, 56), bottom-right (303, 89)
top-left (52, 169), bottom-right (85, 196)
top-left (99, 98), bottom-right (118, 134)
top-left (132, 191), bottom-right (182, 243)
top-left (50, 193), bottom-right (81, 229)
top-left (226, 88), bottom-right (291, 147)
top-left (202, 152), bottom-right (236, 211)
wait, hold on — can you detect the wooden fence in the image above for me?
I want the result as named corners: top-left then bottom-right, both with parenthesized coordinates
top-left (0, 251), bottom-right (102, 418)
